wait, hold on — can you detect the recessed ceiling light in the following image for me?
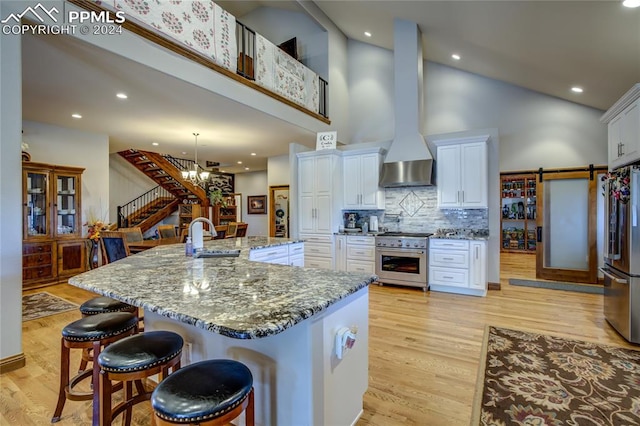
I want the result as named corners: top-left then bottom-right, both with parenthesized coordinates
top-left (364, 31), bottom-right (372, 37)
top-left (152, 142), bottom-right (159, 146)
top-left (623, 0), bottom-right (640, 8)
top-left (116, 93), bottom-right (128, 99)
top-left (451, 54), bottom-right (461, 60)
top-left (245, 167), bottom-right (250, 170)
top-left (71, 113), bottom-right (82, 119)
top-left (250, 152), bottom-right (256, 156)
top-left (571, 86), bottom-right (584, 93)
top-left (237, 161), bottom-right (243, 164)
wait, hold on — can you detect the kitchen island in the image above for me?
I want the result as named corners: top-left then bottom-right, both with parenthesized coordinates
top-left (69, 237), bottom-right (375, 426)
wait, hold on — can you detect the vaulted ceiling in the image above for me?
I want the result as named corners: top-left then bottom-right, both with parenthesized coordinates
top-left (21, 1), bottom-right (640, 173)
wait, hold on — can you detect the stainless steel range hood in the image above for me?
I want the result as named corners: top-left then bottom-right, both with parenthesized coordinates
top-left (380, 159), bottom-right (433, 187)
top-left (380, 19), bottom-right (434, 187)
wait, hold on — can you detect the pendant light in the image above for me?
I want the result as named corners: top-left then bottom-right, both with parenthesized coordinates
top-left (181, 132), bottom-right (210, 183)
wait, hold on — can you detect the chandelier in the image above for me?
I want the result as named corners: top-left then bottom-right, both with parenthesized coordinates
top-left (181, 132), bottom-right (210, 183)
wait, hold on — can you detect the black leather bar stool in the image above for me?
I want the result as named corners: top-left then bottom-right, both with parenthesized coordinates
top-left (151, 359), bottom-right (255, 426)
top-left (97, 330), bottom-right (183, 426)
top-left (77, 297), bottom-right (140, 372)
top-left (79, 297), bottom-right (137, 317)
top-left (51, 312), bottom-right (139, 424)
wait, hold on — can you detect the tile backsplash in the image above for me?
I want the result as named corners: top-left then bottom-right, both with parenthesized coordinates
top-left (343, 186), bottom-right (488, 233)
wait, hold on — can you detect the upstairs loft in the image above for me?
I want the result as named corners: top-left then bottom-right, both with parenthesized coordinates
top-left (69, 0), bottom-right (330, 124)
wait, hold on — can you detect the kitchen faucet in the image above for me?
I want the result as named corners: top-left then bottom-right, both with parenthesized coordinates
top-left (188, 217), bottom-right (217, 246)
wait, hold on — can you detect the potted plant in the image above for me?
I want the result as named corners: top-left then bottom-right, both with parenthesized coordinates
top-left (208, 189), bottom-right (227, 207)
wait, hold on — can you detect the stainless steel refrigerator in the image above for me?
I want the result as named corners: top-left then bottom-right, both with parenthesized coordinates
top-left (602, 164), bottom-right (639, 344)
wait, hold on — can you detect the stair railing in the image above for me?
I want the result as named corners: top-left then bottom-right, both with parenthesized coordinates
top-left (162, 154), bottom-right (209, 191)
top-left (117, 185), bottom-right (176, 228)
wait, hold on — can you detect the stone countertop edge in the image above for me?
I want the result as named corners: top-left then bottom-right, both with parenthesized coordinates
top-left (429, 234), bottom-right (490, 241)
top-left (68, 237), bottom-right (376, 340)
top-left (331, 232), bottom-right (490, 240)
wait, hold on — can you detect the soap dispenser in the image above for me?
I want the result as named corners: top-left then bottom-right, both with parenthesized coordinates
top-left (185, 237), bottom-right (193, 257)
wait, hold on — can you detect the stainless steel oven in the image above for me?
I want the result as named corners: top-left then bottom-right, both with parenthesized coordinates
top-left (375, 233), bottom-right (431, 291)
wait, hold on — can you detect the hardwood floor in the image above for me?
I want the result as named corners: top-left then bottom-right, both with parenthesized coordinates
top-left (1, 253), bottom-right (635, 425)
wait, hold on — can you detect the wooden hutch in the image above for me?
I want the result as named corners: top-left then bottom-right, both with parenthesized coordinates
top-left (22, 162), bottom-right (87, 289)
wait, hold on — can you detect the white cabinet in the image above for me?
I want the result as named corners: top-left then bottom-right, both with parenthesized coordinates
top-left (249, 242), bottom-right (304, 267)
top-left (603, 86), bottom-right (640, 169)
top-left (288, 242), bottom-right (305, 267)
top-left (469, 241), bottom-right (487, 290)
top-left (335, 235), bottom-right (347, 271)
top-left (434, 135), bottom-right (489, 209)
top-left (429, 239), bottom-right (487, 296)
top-left (301, 234), bottom-right (334, 269)
top-left (343, 149), bottom-right (385, 210)
top-left (334, 235), bottom-right (375, 273)
top-left (298, 150), bottom-right (343, 234)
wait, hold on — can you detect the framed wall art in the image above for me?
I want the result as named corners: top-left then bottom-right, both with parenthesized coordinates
top-left (247, 195), bottom-right (267, 214)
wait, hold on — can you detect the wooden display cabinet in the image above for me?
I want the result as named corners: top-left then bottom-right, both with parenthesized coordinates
top-left (500, 173), bottom-right (537, 254)
top-left (22, 162), bottom-right (87, 289)
top-left (178, 203), bottom-right (202, 235)
top-left (212, 195), bottom-right (238, 226)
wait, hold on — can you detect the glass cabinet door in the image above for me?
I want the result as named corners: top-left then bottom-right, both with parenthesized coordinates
top-left (54, 173), bottom-right (80, 237)
top-left (25, 170), bottom-right (50, 237)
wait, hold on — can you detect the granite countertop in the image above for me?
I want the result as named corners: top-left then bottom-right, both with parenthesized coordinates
top-left (69, 237), bottom-right (376, 340)
top-left (430, 228), bottom-right (490, 241)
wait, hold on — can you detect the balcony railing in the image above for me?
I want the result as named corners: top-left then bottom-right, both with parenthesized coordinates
top-left (73, 0), bottom-right (329, 121)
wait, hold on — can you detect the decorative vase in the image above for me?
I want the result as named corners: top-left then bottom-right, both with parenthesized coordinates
top-left (90, 240), bottom-right (99, 269)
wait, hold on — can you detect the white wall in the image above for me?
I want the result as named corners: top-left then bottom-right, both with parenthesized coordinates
top-left (108, 154), bottom-right (157, 222)
top-left (22, 121), bottom-right (110, 230)
top-left (347, 40), bottom-right (394, 144)
top-left (236, 171), bottom-right (269, 236)
top-left (267, 154), bottom-right (290, 186)
top-left (235, 7), bottom-right (328, 80)
top-left (0, 14), bottom-right (24, 362)
top-left (347, 40), bottom-right (608, 170)
top-left (298, 1), bottom-right (351, 143)
top-left (64, 1), bottom-right (331, 141)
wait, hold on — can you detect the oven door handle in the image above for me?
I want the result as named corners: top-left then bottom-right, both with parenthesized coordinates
top-left (599, 267), bottom-right (628, 285)
top-left (376, 249), bottom-right (425, 255)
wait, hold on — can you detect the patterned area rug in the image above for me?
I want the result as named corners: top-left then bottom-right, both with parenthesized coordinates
top-left (22, 292), bottom-right (78, 321)
top-left (472, 326), bottom-right (640, 425)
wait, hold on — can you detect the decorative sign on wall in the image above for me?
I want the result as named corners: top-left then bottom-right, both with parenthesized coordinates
top-left (316, 131), bottom-right (337, 150)
top-left (207, 172), bottom-right (234, 194)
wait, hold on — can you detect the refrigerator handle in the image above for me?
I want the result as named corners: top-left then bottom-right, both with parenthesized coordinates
top-left (604, 180), bottom-right (622, 261)
top-left (599, 267), bottom-right (628, 285)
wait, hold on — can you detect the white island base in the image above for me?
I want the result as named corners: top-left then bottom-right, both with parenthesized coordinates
top-left (144, 287), bottom-right (369, 426)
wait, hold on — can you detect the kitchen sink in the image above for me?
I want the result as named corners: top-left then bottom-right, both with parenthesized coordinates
top-left (194, 249), bottom-right (241, 258)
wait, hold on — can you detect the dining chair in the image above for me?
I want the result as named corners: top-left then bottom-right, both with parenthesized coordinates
top-left (213, 225), bottom-right (227, 240)
top-left (225, 222), bottom-right (238, 238)
top-left (118, 227), bottom-right (144, 243)
top-left (158, 225), bottom-right (177, 239)
top-left (100, 231), bottom-right (131, 264)
top-left (236, 223), bottom-right (248, 237)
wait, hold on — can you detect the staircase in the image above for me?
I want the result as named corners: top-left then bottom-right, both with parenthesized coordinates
top-left (117, 149), bottom-right (210, 232)
top-left (118, 195), bottom-right (181, 232)
top-left (118, 149), bottom-right (208, 204)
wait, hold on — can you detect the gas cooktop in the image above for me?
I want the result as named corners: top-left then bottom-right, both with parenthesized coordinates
top-left (376, 232), bottom-right (433, 238)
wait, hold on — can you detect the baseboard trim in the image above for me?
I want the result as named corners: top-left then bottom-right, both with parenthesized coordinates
top-left (488, 282), bottom-right (501, 291)
top-left (0, 353), bottom-right (26, 374)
